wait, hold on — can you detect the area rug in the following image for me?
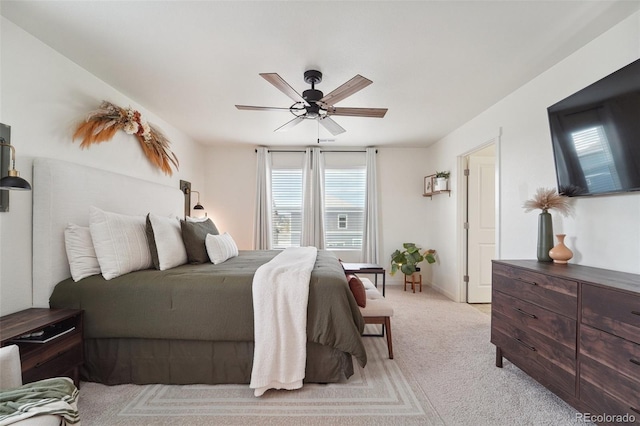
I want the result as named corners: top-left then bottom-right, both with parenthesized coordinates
top-left (79, 335), bottom-right (443, 425)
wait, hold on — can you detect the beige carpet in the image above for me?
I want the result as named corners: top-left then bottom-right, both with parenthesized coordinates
top-left (76, 286), bottom-right (586, 425)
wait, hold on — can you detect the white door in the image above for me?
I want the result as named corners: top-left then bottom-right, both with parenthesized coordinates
top-left (467, 152), bottom-right (495, 303)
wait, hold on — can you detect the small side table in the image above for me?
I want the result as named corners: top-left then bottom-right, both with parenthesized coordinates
top-left (0, 308), bottom-right (83, 387)
top-left (404, 269), bottom-right (423, 293)
top-left (342, 263), bottom-right (386, 296)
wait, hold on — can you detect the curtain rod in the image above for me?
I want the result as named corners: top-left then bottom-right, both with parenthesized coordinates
top-left (255, 149), bottom-right (378, 153)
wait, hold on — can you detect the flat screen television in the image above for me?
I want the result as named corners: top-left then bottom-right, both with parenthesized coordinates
top-left (547, 58), bottom-right (640, 197)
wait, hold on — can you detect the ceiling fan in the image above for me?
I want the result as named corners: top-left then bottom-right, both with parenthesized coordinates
top-left (235, 70), bottom-right (387, 136)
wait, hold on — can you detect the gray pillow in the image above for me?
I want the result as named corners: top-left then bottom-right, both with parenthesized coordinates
top-left (181, 218), bottom-right (220, 263)
top-left (146, 214), bottom-right (160, 269)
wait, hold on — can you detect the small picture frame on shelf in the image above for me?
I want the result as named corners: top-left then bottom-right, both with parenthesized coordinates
top-left (424, 175), bottom-right (434, 196)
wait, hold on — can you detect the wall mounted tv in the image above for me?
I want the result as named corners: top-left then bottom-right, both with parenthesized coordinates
top-left (547, 58), bottom-right (640, 197)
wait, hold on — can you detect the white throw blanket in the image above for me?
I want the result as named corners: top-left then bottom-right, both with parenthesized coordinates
top-left (250, 246), bottom-right (318, 397)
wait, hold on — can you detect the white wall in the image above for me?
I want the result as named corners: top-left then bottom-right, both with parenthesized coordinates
top-left (424, 12), bottom-right (640, 300)
top-left (0, 18), bottom-right (206, 315)
top-left (203, 146), bottom-right (257, 250)
top-left (203, 146), bottom-right (432, 280)
top-left (377, 148), bottom-right (434, 285)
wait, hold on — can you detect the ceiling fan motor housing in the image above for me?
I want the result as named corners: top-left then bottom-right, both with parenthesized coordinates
top-left (303, 70), bottom-right (324, 107)
top-left (303, 89), bottom-right (323, 103)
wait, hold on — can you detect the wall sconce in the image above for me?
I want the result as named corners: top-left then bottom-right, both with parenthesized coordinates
top-left (191, 190), bottom-right (205, 212)
top-left (0, 137), bottom-right (32, 191)
top-left (179, 180), bottom-right (206, 218)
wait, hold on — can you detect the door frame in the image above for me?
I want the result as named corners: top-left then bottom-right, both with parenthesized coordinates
top-left (456, 129), bottom-right (502, 303)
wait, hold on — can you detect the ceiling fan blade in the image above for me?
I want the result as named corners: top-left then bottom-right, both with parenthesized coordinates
top-left (275, 116), bottom-right (306, 132)
top-left (319, 116), bottom-right (346, 136)
top-left (260, 73), bottom-right (308, 105)
top-left (236, 105), bottom-right (292, 112)
top-left (320, 75), bottom-right (372, 106)
top-left (327, 107), bottom-right (388, 118)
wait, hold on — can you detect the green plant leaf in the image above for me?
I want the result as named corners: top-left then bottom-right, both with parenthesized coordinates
top-left (401, 264), bottom-right (416, 275)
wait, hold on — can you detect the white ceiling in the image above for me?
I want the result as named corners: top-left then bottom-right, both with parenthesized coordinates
top-left (2, 1), bottom-right (639, 147)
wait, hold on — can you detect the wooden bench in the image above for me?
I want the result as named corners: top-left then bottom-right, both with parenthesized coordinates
top-left (358, 278), bottom-right (394, 359)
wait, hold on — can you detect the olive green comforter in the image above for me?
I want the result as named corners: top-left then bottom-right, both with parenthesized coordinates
top-left (49, 250), bottom-right (366, 384)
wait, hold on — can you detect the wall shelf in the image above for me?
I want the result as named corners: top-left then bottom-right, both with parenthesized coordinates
top-left (423, 174), bottom-right (451, 199)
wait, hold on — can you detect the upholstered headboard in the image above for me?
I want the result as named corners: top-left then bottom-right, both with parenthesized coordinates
top-left (32, 158), bottom-right (184, 307)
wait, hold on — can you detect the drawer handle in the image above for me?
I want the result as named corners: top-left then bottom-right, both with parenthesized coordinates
top-left (513, 307), bottom-right (537, 319)
top-left (630, 358), bottom-right (640, 367)
top-left (513, 337), bottom-right (536, 352)
top-left (516, 278), bottom-right (538, 286)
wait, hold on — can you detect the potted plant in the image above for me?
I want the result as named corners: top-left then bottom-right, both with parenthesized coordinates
top-left (390, 243), bottom-right (436, 276)
top-left (434, 171), bottom-right (450, 191)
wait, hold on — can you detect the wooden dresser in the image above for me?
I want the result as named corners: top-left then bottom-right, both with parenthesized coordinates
top-left (491, 260), bottom-right (640, 423)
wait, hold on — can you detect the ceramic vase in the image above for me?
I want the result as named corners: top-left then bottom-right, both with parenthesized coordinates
top-left (537, 210), bottom-right (553, 262)
top-left (549, 234), bottom-right (573, 264)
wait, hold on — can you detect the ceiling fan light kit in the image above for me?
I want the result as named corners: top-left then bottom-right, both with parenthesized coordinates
top-left (235, 69), bottom-right (387, 136)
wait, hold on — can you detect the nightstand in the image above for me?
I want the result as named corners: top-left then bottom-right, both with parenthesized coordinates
top-left (0, 308), bottom-right (83, 387)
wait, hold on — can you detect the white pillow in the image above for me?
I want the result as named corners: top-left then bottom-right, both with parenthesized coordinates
top-left (147, 213), bottom-right (188, 270)
top-left (205, 232), bottom-right (239, 265)
top-left (89, 206), bottom-right (152, 280)
top-left (64, 223), bottom-right (101, 282)
top-left (185, 216), bottom-right (209, 223)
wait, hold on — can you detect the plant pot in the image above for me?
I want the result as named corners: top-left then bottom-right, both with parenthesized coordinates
top-left (434, 177), bottom-right (448, 191)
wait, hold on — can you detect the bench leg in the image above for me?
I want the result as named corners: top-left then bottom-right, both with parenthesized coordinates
top-left (384, 317), bottom-right (393, 359)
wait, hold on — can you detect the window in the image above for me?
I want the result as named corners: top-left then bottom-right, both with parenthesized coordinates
top-left (269, 152), bottom-right (367, 250)
top-left (324, 168), bottom-right (366, 249)
top-left (271, 169), bottom-right (302, 249)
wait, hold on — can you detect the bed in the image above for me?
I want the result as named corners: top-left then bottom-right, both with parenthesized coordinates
top-left (32, 158), bottom-right (366, 386)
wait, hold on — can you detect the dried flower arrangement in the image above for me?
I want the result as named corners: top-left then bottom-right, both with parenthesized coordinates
top-left (73, 101), bottom-right (179, 175)
top-left (523, 187), bottom-right (572, 216)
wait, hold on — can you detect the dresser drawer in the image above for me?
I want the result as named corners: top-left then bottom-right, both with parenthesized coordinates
top-left (492, 290), bottom-right (576, 350)
top-left (582, 284), bottom-right (640, 344)
top-left (580, 325), bottom-right (640, 384)
top-left (581, 354), bottom-right (640, 413)
top-left (581, 374), bottom-right (640, 424)
top-left (492, 311), bottom-right (576, 371)
top-left (493, 263), bottom-right (577, 318)
top-left (492, 326), bottom-right (576, 397)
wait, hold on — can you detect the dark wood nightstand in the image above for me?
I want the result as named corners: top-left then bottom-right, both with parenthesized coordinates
top-left (0, 308), bottom-right (83, 387)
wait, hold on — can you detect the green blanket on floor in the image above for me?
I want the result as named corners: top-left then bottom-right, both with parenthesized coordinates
top-left (0, 377), bottom-right (80, 425)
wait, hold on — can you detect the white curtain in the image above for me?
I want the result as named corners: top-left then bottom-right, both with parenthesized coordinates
top-left (253, 147), bottom-right (272, 249)
top-left (361, 147), bottom-right (379, 263)
top-left (301, 147), bottom-right (325, 248)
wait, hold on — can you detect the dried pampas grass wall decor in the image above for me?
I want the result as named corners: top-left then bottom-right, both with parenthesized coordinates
top-left (73, 101), bottom-right (179, 175)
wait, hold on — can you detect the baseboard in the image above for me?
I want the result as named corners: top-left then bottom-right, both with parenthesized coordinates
top-left (427, 281), bottom-right (459, 302)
